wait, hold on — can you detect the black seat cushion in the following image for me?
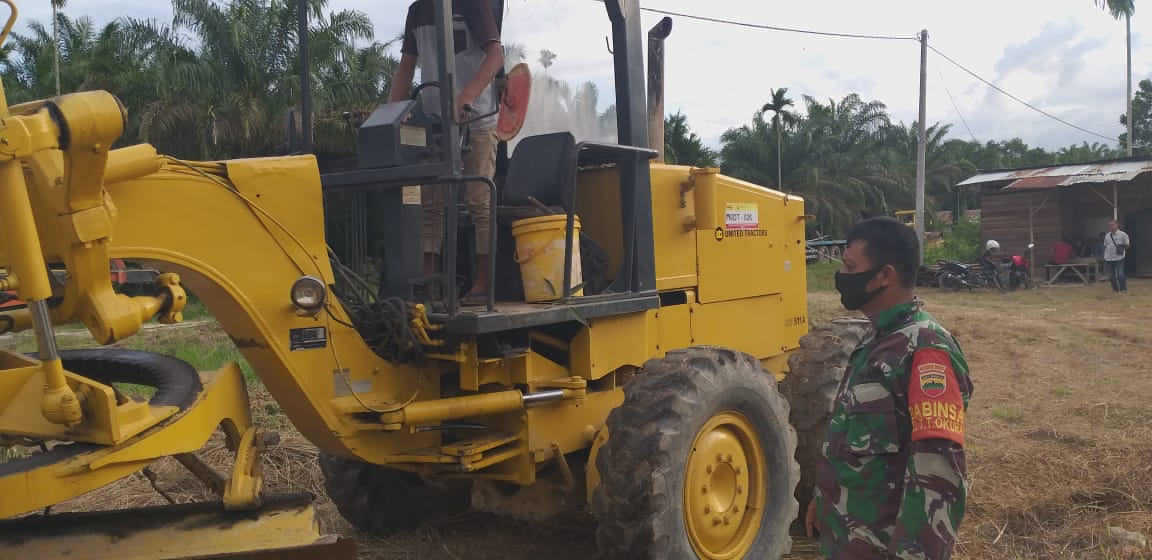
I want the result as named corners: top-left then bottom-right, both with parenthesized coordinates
top-left (502, 132), bottom-right (576, 208)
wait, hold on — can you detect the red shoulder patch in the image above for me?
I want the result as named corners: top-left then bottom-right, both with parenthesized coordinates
top-left (908, 347), bottom-right (965, 445)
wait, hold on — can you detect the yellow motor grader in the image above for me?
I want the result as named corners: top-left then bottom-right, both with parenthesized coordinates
top-left (0, 1), bottom-right (862, 558)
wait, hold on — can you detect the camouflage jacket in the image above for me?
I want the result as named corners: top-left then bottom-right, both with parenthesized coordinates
top-left (815, 300), bottom-right (973, 560)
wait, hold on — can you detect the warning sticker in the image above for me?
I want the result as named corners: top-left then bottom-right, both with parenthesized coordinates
top-left (724, 203), bottom-right (759, 230)
top-left (289, 326), bottom-right (328, 351)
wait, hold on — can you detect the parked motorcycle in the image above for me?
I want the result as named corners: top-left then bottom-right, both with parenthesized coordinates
top-left (1003, 244), bottom-right (1034, 291)
top-left (937, 258), bottom-right (1007, 293)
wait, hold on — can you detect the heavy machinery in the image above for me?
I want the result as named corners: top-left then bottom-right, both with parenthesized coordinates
top-left (0, 0), bottom-right (854, 558)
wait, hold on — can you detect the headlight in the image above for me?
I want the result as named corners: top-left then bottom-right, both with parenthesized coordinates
top-left (290, 276), bottom-right (327, 313)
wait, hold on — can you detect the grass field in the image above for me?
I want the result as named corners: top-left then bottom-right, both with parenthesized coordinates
top-left (3, 274), bottom-right (1152, 558)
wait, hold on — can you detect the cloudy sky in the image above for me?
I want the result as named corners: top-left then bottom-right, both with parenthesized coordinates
top-left (15, 0), bottom-right (1150, 150)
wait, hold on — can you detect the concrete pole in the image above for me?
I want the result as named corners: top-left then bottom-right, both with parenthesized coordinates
top-left (297, 0), bottom-right (313, 154)
top-left (1126, 14), bottom-right (1133, 157)
top-left (915, 29), bottom-right (928, 266)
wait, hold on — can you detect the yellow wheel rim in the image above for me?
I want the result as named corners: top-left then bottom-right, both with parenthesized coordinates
top-left (683, 411), bottom-right (766, 560)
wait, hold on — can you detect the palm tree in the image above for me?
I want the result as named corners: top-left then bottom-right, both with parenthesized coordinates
top-left (761, 87), bottom-right (796, 189)
top-left (1096, 0), bottom-right (1136, 155)
top-left (51, 0), bottom-right (66, 95)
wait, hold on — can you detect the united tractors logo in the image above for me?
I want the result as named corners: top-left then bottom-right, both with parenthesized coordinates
top-left (918, 362), bottom-right (948, 398)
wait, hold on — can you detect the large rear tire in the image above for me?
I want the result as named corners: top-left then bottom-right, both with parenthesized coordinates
top-left (318, 453), bottom-right (471, 533)
top-left (592, 347), bottom-right (798, 560)
top-left (778, 319), bottom-right (870, 512)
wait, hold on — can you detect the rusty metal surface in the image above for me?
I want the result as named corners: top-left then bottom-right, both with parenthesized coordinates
top-left (957, 159), bottom-right (1152, 189)
top-left (0, 493), bottom-right (355, 560)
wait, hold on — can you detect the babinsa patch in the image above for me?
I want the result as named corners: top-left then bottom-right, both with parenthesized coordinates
top-left (918, 362), bottom-right (948, 398)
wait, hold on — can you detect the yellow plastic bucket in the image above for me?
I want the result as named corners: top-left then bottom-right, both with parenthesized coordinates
top-left (512, 214), bottom-right (584, 302)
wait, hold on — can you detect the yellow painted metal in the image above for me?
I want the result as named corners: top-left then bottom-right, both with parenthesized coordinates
top-left (570, 311), bottom-right (655, 380)
top-left (694, 170), bottom-right (807, 304)
top-left (0, 494), bottom-right (355, 560)
top-left (0, 362), bottom-right (252, 518)
top-left (585, 426), bottom-right (609, 505)
top-left (574, 164), bottom-right (699, 292)
top-left (655, 302), bottom-right (692, 355)
top-left (378, 390), bottom-right (524, 427)
top-left (690, 294), bottom-right (806, 363)
top-left (102, 156), bottom-right (441, 462)
top-left (525, 389), bottom-right (622, 465)
top-left (683, 411), bottom-right (767, 560)
top-left (0, 350), bottom-right (177, 445)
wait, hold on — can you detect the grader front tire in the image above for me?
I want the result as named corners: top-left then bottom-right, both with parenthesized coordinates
top-left (592, 347), bottom-right (799, 560)
top-left (318, 453), bottom-right (470, 533)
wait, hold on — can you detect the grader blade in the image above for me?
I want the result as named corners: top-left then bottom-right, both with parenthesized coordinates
top-left (0, 493), bottom-right (355, 560)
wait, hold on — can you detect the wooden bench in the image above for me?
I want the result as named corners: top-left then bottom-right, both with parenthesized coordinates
top-left (1044, 261), bottom-right (1101, 285)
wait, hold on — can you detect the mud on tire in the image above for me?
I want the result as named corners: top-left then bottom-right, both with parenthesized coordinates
top-left (592, 347), bottom-right (799, 559)
top-left (779, 318), bottom-right (870, 510)
top-left (318, 453), bottom-right (470, 533)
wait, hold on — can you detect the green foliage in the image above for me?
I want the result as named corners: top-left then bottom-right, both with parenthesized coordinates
top-left (924, 217), bottom-right (983, 263)
top-left (806, 260), bottom-right (841, 293)
top-left (1120, 78), bottom-right (1152, 157)
top-left (664, 111), bottom-right (717, 167)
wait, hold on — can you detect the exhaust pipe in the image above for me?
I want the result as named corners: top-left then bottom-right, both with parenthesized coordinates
top-left (647, 17), bottom-right (673, 163)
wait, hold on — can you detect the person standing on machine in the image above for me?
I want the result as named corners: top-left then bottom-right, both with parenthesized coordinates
top-left (389, 0), bottom-right (504, 304)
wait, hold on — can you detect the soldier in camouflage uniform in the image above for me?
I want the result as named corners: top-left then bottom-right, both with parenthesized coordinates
top-left (805, 217), bottom-right (973, 560)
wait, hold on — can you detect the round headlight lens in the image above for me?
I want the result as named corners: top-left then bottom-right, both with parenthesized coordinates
top-left (290, 276), bottom-right (327, 312)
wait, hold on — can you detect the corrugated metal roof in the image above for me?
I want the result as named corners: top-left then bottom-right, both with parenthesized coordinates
top-left (956, 160), bottom-right (1152, 189)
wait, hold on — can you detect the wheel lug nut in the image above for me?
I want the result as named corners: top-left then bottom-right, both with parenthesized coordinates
top-left (723, 514), bottom-right (731, 525)
top-left (725, 453), bottom-right (733, 462)
top-left (706, 465), bottom-right (713, 474)
top-left (702, 485), bottom-right (709, 494)
top-left (736, 485), bottom-right (744, 494)
top-left (704, 506), bottom-right (711, 514)
top-left (716, 452), bottom-right (724, 462)
top-left (712, 516), bottom-right (722, 526)
top-left (733, 505), bottom-right (740, 513)
top-left (734, 465), bottom-right (742, 475)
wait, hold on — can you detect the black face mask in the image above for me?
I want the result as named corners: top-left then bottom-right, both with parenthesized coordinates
top-left (835, 266), bottom-right (888, 311)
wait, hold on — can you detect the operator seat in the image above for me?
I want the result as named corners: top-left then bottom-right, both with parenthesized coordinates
top-left (498, 131), bottom-right (576, 218)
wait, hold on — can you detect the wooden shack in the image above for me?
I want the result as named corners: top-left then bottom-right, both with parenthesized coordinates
top-left (957, 159), bottom-right (1152, 276)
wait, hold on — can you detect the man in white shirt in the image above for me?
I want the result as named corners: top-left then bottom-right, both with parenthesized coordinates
top-left (1103, 220), bottom-right (1131, 293)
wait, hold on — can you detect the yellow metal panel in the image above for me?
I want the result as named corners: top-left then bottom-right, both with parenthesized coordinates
top-left (573, 164), bottom-right (699, 293)
top-left (573, 168), bottom-right (624, 280)
top-left (570, 311), bottom-right (655, 379)
top-left (650, 164), bottom-right (698, 292)
top-left (655, 303), bottom-right (692, 354)
top-left (690, 294), bottom-right (807, 362)
top-left (526, 389), bottom-right (623, 463)
top-left (694, 171), bottom-right (807, 303)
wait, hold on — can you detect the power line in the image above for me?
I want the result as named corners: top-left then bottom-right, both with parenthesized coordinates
top-left (928, 45), bottom-right (1115, 141)
top-left (938, 70), bottom-right (977, 142)
top-left (592, 1), bottom-right (918, 41)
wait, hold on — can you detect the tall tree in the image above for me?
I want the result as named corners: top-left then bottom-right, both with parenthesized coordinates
top-left (1096, 0), bottom-right (1136, 154)
top-left (1119, 78), bottom-right (1152, 156)
top-left (762, 87), bottom-right (797, 189)
top-left (664, 111), bottom-right (717, 167)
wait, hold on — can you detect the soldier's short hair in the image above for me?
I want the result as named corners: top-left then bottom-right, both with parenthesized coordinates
top-left (846, 216), bottom-right (919, 287)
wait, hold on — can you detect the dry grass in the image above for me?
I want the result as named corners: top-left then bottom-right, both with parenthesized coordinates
top-left (5, 280), bottom-right (1152, 559)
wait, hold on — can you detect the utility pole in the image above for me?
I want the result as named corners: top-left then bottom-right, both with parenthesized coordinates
top-left (52, 0), bottom-right (61, 96)
top-left (297, 0), bottom-right (313, 154)
top-left (1126, 14), bottom-right (1133, 157)
top-left (915, 29), bottom-right (928, 266)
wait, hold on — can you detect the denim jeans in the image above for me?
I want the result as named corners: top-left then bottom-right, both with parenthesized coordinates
top-left (1107, 259), bottom-right (1127, 292)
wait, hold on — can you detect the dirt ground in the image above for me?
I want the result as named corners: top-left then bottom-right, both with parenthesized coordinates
top-left (7, 280), bottom-right (1152, 559)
